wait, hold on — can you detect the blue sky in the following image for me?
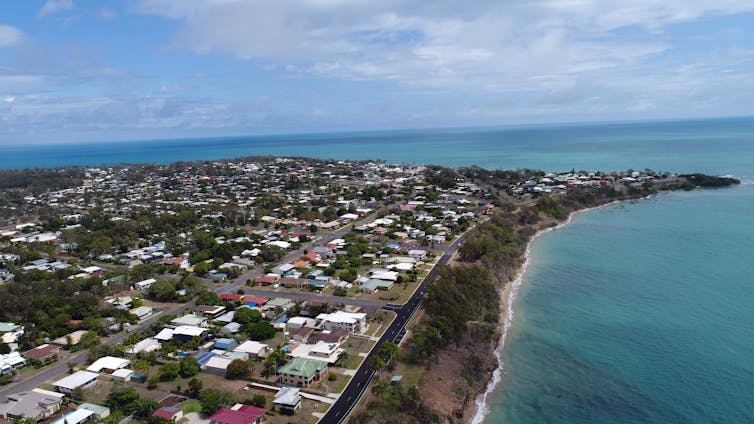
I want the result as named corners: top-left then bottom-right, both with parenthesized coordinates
top-left (2, 0), bottom-right (754, 144)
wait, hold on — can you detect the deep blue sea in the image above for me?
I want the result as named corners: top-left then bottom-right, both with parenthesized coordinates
top-left (3, 117), bottom-right (754, 423)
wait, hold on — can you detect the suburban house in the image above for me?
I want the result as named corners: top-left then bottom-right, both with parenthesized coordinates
top-left (0, 352), bottom-right (25, 375)
top-left (316, 311), bottom-right (367, 334)
top-left (209, 404), bottom-right (266, 424)
top-left (86, 356), bottom-right (131, 374)
top-left (23, 344), bottom-right (60, 363)
top-left (234, 341), bottom-right (271, 358)
top-left (0, 389), bottom-right (64, 421)
top-left (277, 357), bottom-right (328, 387)
top-left (273, 387), bottom-right (301, 415)
top-left (51, 330), bottom-right (89, 347)
top-left (152, 406), bottom-right (184, 422)
top-left (52, 370), bottom-right (99, 394)
top-left (290, 341), bottom-right (343, 364)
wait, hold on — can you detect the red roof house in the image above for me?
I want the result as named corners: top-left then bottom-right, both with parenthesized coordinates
top-left (209, 405), bottom-right (266, 424)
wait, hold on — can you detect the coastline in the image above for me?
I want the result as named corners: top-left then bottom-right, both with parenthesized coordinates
top-left (468, 199), bottom-right (624, 424)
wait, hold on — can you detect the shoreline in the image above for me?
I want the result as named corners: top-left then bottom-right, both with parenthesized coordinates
top-left (469, 199), bottom-right (624, 424)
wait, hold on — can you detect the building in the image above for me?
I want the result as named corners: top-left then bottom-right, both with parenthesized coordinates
top-left (129, 306), bottom-right (153, 321)
top-left (316, 311), bottom-right (367, 334)
top-left (49, 408), bottom-right (95, 424)
top-left (134, 278), bottom-right (156, 290)
top-left (0, 352), bottom-right (25, 374)
top-left (51, 330), bottom-right (89, 347)
top-left (277, 357), bottom-right (328, 387)
top-left (234, 341), bottom-right (271, 358)
top-left (273, 387), bottom-right (301, 415)
top-left (86, 356), bottom-right (131, 373)
top-left (0, 389), bottom-right (64, 421)
top-left (290, 341), bottom-right (343, 364)
top-left (23, 344), bottom-right (60, 363)
top-left (152, 406), bottom-right (183, 422)
top-left (52, 370), bottom-right (99, 394)
top-left (203, 356), bottom-right (233, 376)
top-left (209, 404), bottom-right (266, 424)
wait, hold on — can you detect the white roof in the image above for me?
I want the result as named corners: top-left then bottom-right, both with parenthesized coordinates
top-left (53, 370), bottom-right (99, 390)
top-left (87, 356), bottom-right (131, 373)
top-left (204, 356), bottom-right (232, 370)
top-left (128, 337), bottom-right (161, 353)
top-left (274, 387), bottom-right (301, 406)
top-left (234, 340), bottom-right (269, 355)
top-left (155, 328), bottom-right (175, 341)
top-left (52, 408), bottom-right (94, 424)
top-left (173, 326), bottom-right (207, 337)
top-left (112, 368), bottom-right (134, 378)
top-left (317, 311), bottom-right (366, 324)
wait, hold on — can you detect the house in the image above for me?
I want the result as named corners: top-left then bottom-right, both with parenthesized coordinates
top-left (209, 404), bottom-right (266, 424)
top-left (361, 278), bottom-right (393, 292)
top-left (277, 357), bottom-right (328, 387)
top-left (111, 368), bottom-right (134, 382)
top-left (51, 330), bottom-right (89, 347)
top-left (254, 274), bottom-right (278, 285)
top-left (86, 356), bottom-right (131, 373)
top-left (286, 317), bottom-right (315, 330)
top-left (134, 278), bottom-right (156, 290)
top-left (203, 356), bottom-right (233, 376)
top-left (152, 406), bottom-right (184, 422)
top-left (0, 352), bottom-right (25, 375)
top-left (127, 338), bottom-right (161, 354)
top-left (214, 338), bottom-right (238, 351)
top-left (290, 341), bottom-right (343, 364)
top-left (77, 403), bottom-right (111, 420)
top-left (129, 306), bottom-right (153, 321)
top-left (243, 295), bottom-right (268, 307)
top-left (221, 322), bottom-right (241, 335)
top-left (196, 304), bottom-right (227, 319)
top-left (23, 344), bottom-right (60, 362)
top-left (316, 311), bottom-right (367, 334)
top-left (53, 370), bottom-right (99, 394)
top-left (0, 389), bottom-right (64, 421)
top-left (49, 408), bottom-right (95, 424)
top-left (171, 325), bottom-right (208, 342)
top-left (0, 322), bottom-right (23, 348)
top-left (170, 314), bottom-right (207, 327)
top-left (308, 328), bottom-right (349, 344)
top-left (234, 341), bottom-right (270, 358)
top-left (273, 387), bottom-right (301, 415)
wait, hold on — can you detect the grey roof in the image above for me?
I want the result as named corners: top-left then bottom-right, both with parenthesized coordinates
top-left (0, 390), bottom-right (63, 420)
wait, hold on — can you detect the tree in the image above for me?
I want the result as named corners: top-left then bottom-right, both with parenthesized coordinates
top-left (179, 356), bottom-right (200, 378)
top-left (159, 362), bottom-right (180, 381)
top-left (133, 397), bottom-right (161, 418)
top-left (187, 378), bottom-right (203, 398)
top-left (148, 280), bottom-right (177, 302)
top-left (250, 394), bottom-right (266, 407)
top-left (77, 331), bottom-right (100, 350)
top-left (195, 289), bottom-right (221, 306)
top-left (106, 387), bottom-right (140, 415)
top-left (225, 359), bottom-right (252, 380)
top-left (199, 389), bottom-right (235, 415)
top-left (233, 307), bottom-right (262, 325)
top-left (246, 321), bottom-right (275, 341)
top-left (194, 261), bottom-right (212, 277)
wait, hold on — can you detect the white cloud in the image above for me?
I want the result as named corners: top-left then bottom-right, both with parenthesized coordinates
top-left (0, 24), bottom-right (24, 48)
top-left (38, 0), bottom-right (74, 18)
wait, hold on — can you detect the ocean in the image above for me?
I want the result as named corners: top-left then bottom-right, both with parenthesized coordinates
top-left (4, 117), bottom-right (754, 423)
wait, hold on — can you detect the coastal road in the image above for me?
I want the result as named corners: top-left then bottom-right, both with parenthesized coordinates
top-left (319, 230), bottom-right (470, 424)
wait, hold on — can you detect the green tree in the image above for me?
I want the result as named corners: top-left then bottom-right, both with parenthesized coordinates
top-left (133, 397), bottom-right (161, 418)
top-left (148, 280), bottom-right (177, 302)
top-left (187, 378), bottom-right (203, 398)
top-left (77, 331), bottom-right (100, 350)
top-left (179, 356), bottom-right (200, 378)
top-left (195, 289), bottom-right (221, 306)
top-left (225, 359), bottom-right (252, 380)
top-left (246, 321), bottom-right (275, 341)
top-left (159, 362), bottom-right (180, 381)
top-left (233, 307), bottom-right (262, 325)
top-left (199, 389), bottom-right (236, 415)
top-left (250, 394), bottom-right (266, 407)
top-left (106, 387), bottom-right (140, 415)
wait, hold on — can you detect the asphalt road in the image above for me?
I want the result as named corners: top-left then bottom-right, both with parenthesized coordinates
top-left (319, 229), bottom-right (470, 424)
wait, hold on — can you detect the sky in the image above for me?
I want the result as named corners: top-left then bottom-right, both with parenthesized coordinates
top-left (2, 0), bottom-right (754, 144)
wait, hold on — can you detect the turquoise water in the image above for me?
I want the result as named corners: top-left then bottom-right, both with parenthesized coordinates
top-left (3, 117), bottom-right (754, 175)
top-left (4, 117), bottom-right (754, 423)
top-left (485, 185), bottom-right (754, 423)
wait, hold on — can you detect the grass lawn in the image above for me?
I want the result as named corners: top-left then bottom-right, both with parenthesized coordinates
top-left (180, 399), bottom-right (202, 414)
